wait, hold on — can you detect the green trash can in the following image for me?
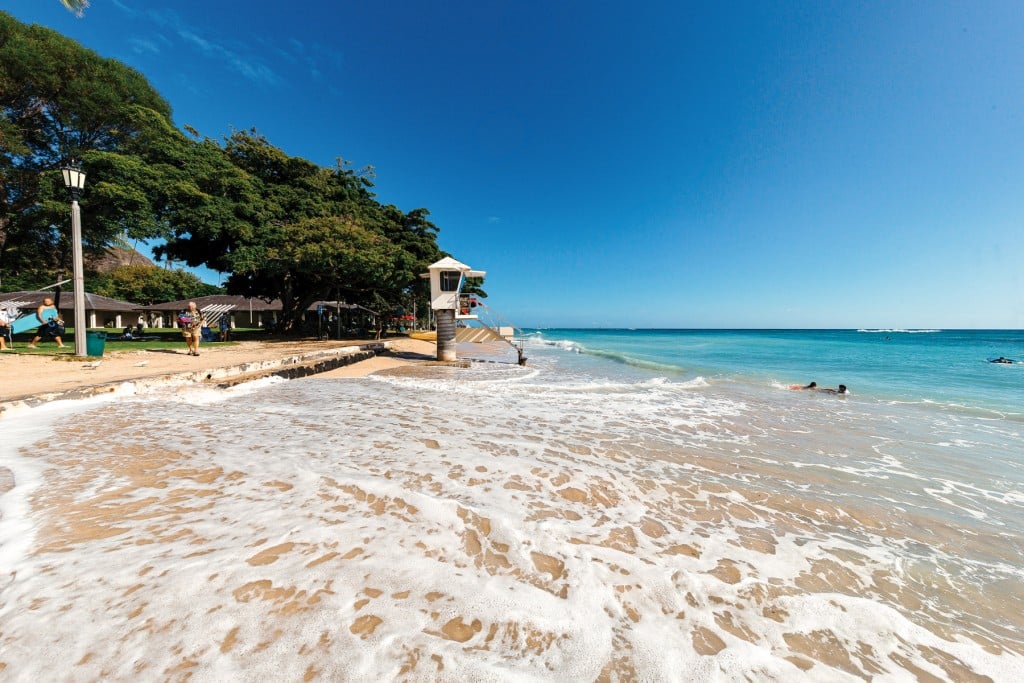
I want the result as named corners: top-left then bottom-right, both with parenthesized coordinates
top-left (85, 330), bottom-right (106, 357)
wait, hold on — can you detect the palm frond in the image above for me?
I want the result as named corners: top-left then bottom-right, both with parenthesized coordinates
top-left (59, 0), bottom-right (90, 17)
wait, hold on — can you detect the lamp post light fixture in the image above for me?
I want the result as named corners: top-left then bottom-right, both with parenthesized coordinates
top-left (61, 160), bottom-right (88, 357)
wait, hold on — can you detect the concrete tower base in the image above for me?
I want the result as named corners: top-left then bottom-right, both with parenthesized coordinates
top-left (435, 309), bottom-right (457, 361)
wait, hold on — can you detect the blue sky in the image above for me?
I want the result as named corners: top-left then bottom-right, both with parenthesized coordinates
top-left (8, 1), bottom-right (1024, 328)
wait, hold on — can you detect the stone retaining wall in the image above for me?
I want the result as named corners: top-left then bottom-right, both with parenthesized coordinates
top-left (1, 343), bottom-right (386, 413)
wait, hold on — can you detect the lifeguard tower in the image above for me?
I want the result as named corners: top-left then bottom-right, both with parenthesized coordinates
top-left (424, 256), bottom-right (485, 361)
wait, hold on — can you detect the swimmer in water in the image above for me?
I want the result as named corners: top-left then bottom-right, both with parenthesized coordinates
top-left (818, 384), bottom-right (848, 395)
top-left (789, 382), bottom-right (817, 390)
top-left (989, 357), bottom-right (1015, 364)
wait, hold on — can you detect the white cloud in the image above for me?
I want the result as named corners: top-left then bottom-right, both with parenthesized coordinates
top-left (257, 36), bottom-right (344, 84)
top-left (113, 7), bottom-right (345, 89)
top-left (176, 30), bottom-right (280, 86)
top-left (129, 37), bottom-right (161, 55)
top-left (110, 0), bottom-right (136, 16)
top-left (178, 30), bottom-right (214, 53)
top-left (119, 9), bottom-right (281, 87)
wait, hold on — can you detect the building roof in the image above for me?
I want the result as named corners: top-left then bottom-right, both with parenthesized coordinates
top-left (0, 290), bottom-right (140, 312)
top-left (142, 295), bottom-right (283, 312)
top-left (1, 291), bottom-right (377, 316)
top-left (309, 300), bottom-right (378, 314)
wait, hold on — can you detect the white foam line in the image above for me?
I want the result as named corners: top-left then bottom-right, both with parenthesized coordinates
top-left (0, 398), bottom-right (106, 569)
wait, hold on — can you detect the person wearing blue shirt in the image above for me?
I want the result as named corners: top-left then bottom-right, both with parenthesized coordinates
top-left (27, 297), bottom-right (65, 349)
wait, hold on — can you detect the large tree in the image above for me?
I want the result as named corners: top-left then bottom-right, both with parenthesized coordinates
top-left (2, 14), bottom-right (447, 323)
top-left (90, 264), bottom-right (221, 305)
top-left (0, 11), bottom-right (172, 286)
top-left (157, 129), bottom-right (444, 330)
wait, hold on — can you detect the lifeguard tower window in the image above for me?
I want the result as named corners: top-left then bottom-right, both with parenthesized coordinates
top-left (440, 271), bottom-right (461, 292)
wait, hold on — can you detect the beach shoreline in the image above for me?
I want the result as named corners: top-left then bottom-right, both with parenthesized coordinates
top-left (0, 337), bottom-right (440, 413)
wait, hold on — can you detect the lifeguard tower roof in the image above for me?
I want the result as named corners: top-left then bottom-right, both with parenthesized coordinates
top-left (424, 257), bottom-right (486, 278)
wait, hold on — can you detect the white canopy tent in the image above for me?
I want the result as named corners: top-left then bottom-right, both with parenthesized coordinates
top-left (199, 304), bottom-right (236, 326)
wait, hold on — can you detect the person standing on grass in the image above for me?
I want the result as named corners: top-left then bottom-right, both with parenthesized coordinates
top-left (218, 312), bottom-right (231, 342)
top-left (0, 306), bottom-right (11, 350)
top-left (28, 297), bottom-right (65, 349)
top-left (180, 301), bottom-right (205, 356)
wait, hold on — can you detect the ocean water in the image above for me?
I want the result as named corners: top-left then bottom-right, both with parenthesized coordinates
top-left (527, 328), bottom-right (1024, 414)
top-left (0, 329), bottom-right (1022, 681)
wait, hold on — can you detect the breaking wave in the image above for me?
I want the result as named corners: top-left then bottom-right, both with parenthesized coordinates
top-left (857, 328), bottom-right (941, 333)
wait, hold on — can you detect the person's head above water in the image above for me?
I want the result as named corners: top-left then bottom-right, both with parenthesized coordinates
top-left (838, 385), bottom-right (847, 393)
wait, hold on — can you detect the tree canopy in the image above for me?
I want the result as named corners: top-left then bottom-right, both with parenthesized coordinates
top-left (155, 129), bottom-right (443, 329)
top-left (1, 12), bottom-right (446, 330)
top-left (1, 11), bottom-right (173, 287)
top-left (90, 264), bottom-right (221, 306)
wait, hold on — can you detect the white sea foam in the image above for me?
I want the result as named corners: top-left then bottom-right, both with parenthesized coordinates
top-left (158, 374), bottom-right (289, 405)
top-left (0, 357), bottom-right (1022, 680)
top-left (857, 328), bottom-right (942, 333)
top-left (529, 336), bottom-right (582, 353)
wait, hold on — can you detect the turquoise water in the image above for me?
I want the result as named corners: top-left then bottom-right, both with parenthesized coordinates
top-left (525, 328), bottom-right (1024, 415)
top-left (506, 326), bottom-right (1024, 675)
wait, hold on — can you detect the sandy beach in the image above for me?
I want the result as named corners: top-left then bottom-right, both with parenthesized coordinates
top-left (0, 337), bottom-right (439, 408)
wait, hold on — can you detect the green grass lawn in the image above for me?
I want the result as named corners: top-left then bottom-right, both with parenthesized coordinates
top-left (4, 328), bottom-right (263, 356)
top-left (3, 327), bottom-right (379, 357)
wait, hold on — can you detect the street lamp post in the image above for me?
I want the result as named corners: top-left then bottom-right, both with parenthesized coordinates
top-left (61, 161), bottom-right (87, 357)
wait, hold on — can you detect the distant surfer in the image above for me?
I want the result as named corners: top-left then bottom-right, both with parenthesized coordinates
top-left (989, 357), bottom-right (1016, 364)
top-left (789, 382), bottom-right (817, 390)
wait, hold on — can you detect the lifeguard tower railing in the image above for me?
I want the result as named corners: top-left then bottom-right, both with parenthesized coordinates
top-left (454, 296), bottom-right (528, 364)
